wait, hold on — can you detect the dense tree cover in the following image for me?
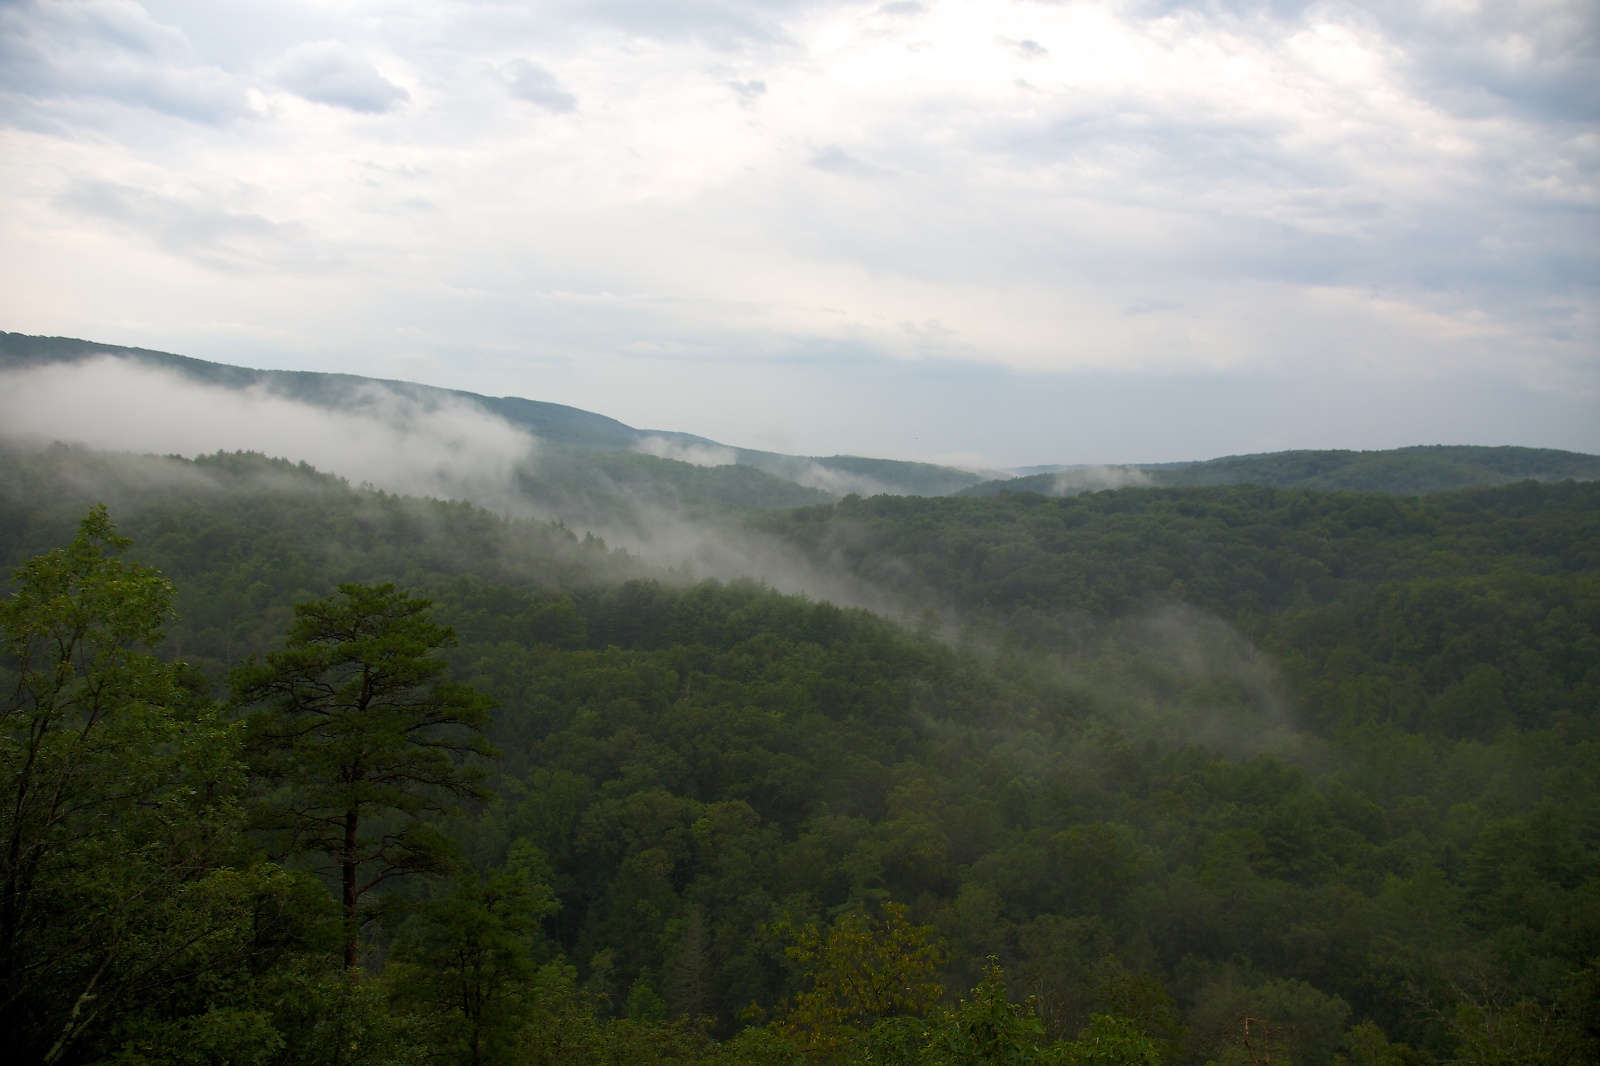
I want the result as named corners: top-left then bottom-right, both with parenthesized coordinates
top-left (756, 484), bottom-right (1600, 728)
top-left (1144, 446), bottom-right (1600, 494)
top-left (0, 444), bottom-right (1596, 1064)
top-left (0, 507), bottom-right (281, 1064)
top-left (960, 447), bottom-right (1600, 498)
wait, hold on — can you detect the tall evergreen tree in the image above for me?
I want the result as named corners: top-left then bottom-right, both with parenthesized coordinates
top-left (231, 583), bottom-right (496, 969)
top-left (666, 905), bottom-right (713, 1022)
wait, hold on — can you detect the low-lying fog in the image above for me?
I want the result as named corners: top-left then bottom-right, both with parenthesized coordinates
top-left (0, 357), bottom-right (538, 507)
top-left (0, 355), bottom-right (1309, 758)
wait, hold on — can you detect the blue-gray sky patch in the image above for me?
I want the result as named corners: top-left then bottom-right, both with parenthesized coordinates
top-left (505, 60), bottom-right (578, 112)
top-left (276, 41), bottom-right (408, 114)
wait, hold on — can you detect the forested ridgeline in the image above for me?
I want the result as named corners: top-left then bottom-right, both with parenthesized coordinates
top-left (0, 332), bottom-right (987, 503)
top-left (0, 444), bottom-right (1595, 1065)
top-left (10, 335), bottom-right (1598, 507)
top-left (962, 447), bottom-right (1600, 498)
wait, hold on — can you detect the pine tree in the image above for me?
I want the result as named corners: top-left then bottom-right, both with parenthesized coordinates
top-left (665, 904), bottom-right (713, 1021)
top-left (231, 583), bottom-right (496, 969)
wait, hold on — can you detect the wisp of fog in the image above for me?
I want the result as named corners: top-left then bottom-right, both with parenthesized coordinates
top-left (633, 436), bottom-right (738, 468)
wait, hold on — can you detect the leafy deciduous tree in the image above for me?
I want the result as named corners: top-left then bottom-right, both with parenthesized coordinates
top-left (775, 902), bottom-right (946, 1059)
top-left (0, 506), bottom-right (257, 1062)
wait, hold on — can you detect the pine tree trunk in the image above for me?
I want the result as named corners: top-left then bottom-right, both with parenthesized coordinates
top-left (343, 808), bottom-right (359, 971)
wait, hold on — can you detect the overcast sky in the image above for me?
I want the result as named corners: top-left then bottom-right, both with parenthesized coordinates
top-left (1, 0), bottom-right (1595, 466)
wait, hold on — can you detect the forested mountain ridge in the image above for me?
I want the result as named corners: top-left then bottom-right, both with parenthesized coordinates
top-left (1145, 445), bottom-right (1600, 492)
top-left (0, 331), bottom-right (989, 500)
top-left (8, 332), bottom-right (1595, 509)
top-left (0, 330), bottom-right (670, 450)
top-left (1, 441), bottom-right (1595, 1064)
top-left (962, 446), bottom-right (1600, 498)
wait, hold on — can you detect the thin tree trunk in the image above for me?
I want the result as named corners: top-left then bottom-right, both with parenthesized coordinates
top-left (344, 808), bottom-right (359, 971)
top-left (41, 950), bottom-right (111, 1066)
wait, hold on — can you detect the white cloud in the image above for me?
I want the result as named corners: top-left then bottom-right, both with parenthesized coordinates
top-left (54, 179), bottom-right (338, 272)
top-left (1051, 465), bottom-right (1153, 495)
top-left (787, 462), bottom-right (890, 497)
top-left (0, 0), bottom-right (255, 124)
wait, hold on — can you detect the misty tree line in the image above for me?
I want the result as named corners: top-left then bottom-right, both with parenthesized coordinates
top-left (1, 443), bottom-right (1597, 1065)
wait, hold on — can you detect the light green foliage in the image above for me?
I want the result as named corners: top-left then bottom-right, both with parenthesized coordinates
top-left (1446, 996), bottom-right (1595, 1066)
top-left (775, 902), bottom-right (947, 1059)
top-left (1062, 1015), bottom-right (1164, 1066)
top-left (265, 964), bottom-right (430, 1066)
top-left (895, 962), bottom-right (1056, 1066)
top-left (104, 1005), bottom-right (284, 1066)
top-left (231, 582), bottom-right (497, 967)
top-left (627, 973), bottom-right (669, 1024)
top-left (700, 1026), bottom-right (809, 1065)
top-left (1188, 976), bottom-right (1351, 1066)
top-left (515, 959), bottom-right (718, 1066)
top-left (863, 964), bottom-right (1163, 1066)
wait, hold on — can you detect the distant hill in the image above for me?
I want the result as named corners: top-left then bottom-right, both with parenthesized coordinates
top-left (0, 332), bottom-right (985, 503)
top-left (0, 331), bottom-right (674, 450)
top-left (733, 451), bottom-right (989, 496)
top-left (7, 333), bottom-right (1593, 507)
top-left (960, 445), bottom-right (1600, 498)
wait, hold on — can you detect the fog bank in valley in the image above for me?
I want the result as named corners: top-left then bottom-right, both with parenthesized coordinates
top-left (0, 356), bottom-right (538, 508)
top-left (0, 355), bottom-right (910, 616)
top-left (0, 356), bottom-right (1318, 756)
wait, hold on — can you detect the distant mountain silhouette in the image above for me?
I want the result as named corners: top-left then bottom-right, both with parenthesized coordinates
top-left (7, 332), bottom-right (1593, 502)
top-left (960, 446), bottom-right (1600, 497)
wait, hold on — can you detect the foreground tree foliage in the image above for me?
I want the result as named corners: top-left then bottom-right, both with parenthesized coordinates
top-left (0, 450), bottom-right (1596, 1065)
top-left (0, 508), bottom-right (295, 1063)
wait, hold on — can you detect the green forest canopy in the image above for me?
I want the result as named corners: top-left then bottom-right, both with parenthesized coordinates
top-left (0, 442), bottom-right (1594, 1065)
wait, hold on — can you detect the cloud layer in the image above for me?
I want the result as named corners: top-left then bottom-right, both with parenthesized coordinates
top-left (0, 0), bottom-right (1594, 462)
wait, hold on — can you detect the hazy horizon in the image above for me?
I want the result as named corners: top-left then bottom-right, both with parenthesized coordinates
top-left (2, 1), bottom-right (1596, 466)
top-left (6, 340), bottom-right (1597, 477)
